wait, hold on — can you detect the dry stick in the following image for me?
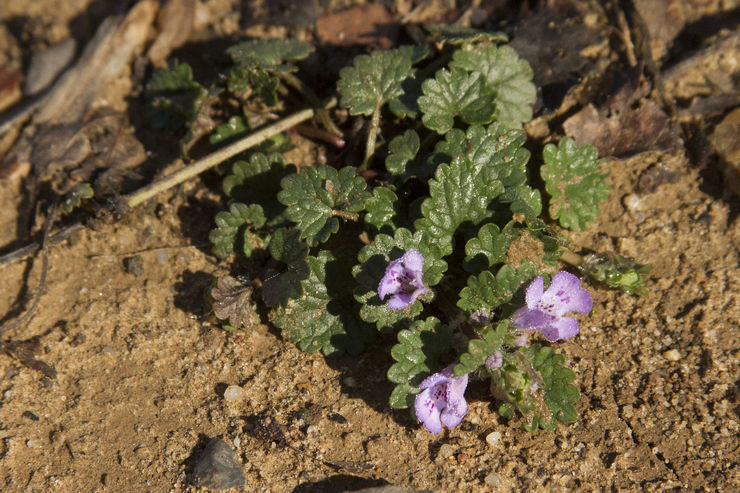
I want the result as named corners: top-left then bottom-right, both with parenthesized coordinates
top-left (124, 105), bottom-right (319, 208)
top-left (0, 203), bottom-right (56, 335)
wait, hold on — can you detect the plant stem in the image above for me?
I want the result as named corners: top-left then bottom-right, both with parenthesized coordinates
top-left (278, 72), bottom-right (343, 137)
top-left (560, 248), bottom-right (584, 268)
top-left (124, 105), bottom-right (321, 208)
top-left (330, 209), bottom-right (360, 221)
top-left (360, 105), bottom-right (382, 171)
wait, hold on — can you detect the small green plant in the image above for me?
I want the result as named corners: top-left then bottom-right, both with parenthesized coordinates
top-left (147, 31), bottom-right (649, 433)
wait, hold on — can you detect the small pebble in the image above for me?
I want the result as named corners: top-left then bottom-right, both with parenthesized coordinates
top-left (663, 349), bottom-right (681, 361)
top-left (306, 425), bottom-right (319, 435)
top-left (192, 437), bottom-right (246, 489)
top-left (439, 444), bottom-right (455, 459)
top-left (223, 385), bottom-right (245, 401)
top-left (26, 438), bottom-right (43, 449)
top-left (484, 473), bottom-right (502, 487)
top-left (156, 250), bottom-right (169, 265)
top-left (486, 431), bottom-right (502, 447)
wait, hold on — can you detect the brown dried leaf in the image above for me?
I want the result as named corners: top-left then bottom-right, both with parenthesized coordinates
top-left (1, 339), bottom-right (57, 378)
top-left (211, 275), bottom-right (254, 329)
top-left (147, 0), bottom-right (196, 67)
top-left (316, 4), bottom-right (398, 49)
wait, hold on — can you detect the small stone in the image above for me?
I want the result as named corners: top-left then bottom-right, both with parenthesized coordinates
top-left (123, 256), bottom-right (144, 277)
top-left (484, 473), bottom-right (502, 487)
top-left (663, 349), bottom-right (681, 361)
top-left (192, 437), bottom-right (246, 490)
top-left (26, 438), bottom-right (43, 449)
top-left (156, 250), bottom-right (169, 265)
top-left (438, 444), bottom-right (455, 459)
top-left (223, 385), bottom-right (245, 402)
top-left (486, 431), bottom-right (502, 447)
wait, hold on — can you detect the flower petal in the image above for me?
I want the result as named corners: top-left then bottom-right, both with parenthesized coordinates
top-left (540, 315), bottom-right (580, 342)
top-left (511, 306), bottom-right (552, 332)
top-left (440, 395), bottom-right (467, 429)
top-left (387, 293), bottom-right (413, 310)
top-left (377, 259), bottom-right (403, 300)
top-left (525, 276), bottom-right (544, 309)
top-left (401, 248), bottom-right (424, 273)
top-left (414, 387), bottom-right (443, 434)
top-left (542, 272), bottom-right (592, 316)
top-left (418, 370), bottom-right (451, 390)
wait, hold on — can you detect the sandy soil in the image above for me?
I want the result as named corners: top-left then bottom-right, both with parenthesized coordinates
top-left (0, 1), bottom-right (738, 492)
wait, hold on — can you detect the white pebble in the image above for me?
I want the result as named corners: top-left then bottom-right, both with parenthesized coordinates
top-left (223, 385), bottom-right (245, 401)
top-left (486, 431), bottom-right (502, 447)
top-left (439, 443), bottom-right (455, 459)
top-left (663, 349), bottom-right (681, 361)
top-left (484, 473), bottom-right (502, 487)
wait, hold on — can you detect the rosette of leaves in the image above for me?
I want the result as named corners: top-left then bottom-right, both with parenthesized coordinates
top-left (387, 317), bottom-right (452, 409)
top-left (353, 228), bottom-right (446, 331)
top-left (450, 44), bottom-right (536, 128)
top-left (209, 202), bottom-right (266, 259)
top-left (277, 166), bottom-right (370, 246)
top-left (492, 346), bottom-right (580, 432)
top-left (270, 250), bottom-right (372, 356)
top-left (541, 138), bottom-right (609, 231)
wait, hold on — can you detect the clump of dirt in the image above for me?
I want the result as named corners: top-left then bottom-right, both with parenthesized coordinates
top-left (0, 1), bottom-right (738, 492)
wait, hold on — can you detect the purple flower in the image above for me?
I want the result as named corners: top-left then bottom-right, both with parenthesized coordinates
top-left (414, 366), bottom-right (468, 434)
top-left (485, 351), bottom-right (504, 370)
top-left (378, 248), bottom-right (428, 310)
top-left (511, 271), bottom-right (593, 342)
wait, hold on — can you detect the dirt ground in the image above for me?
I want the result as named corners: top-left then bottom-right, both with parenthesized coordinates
top-left (0, 1), bottom-right (739, 492)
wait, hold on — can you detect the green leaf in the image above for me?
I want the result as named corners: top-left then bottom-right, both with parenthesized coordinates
top-left (541, 138), bottom-right (610, 231)
top-left (414, 156), bottom-right (504, 256)
top-left (225, 66), bottom-right (280, 106)
top-left (208, 203), bottom-right (266, 259)
top-left (582, 252), bottom-right (652, 296)
top-left (464, 222), bottom-right (521, 273)
top-left (428, 123), bottom-right (530, 188)
top-left (209, 116), bottom-right (248, 145)
top-left (453, 322), bottom-right (509, 375)
top-left (353, 228), bottom-right (447, 331)
top-left (278, 166), bottom-right (370, 246)
top-left (61, 183), bottom-right (94, 214)
top-left (223, 153), bottom-right (295, 224)
top-left (268, 227), bottom-right (308, 265)
top-left (387, 317), bottom-right (452, 409)
top-left (385, 129), bottom-right (420, 176)
top-left (450, 44), bottom-right (536, 128)
top-left (522, 345), bottom-right (580, 429)
top-left (364, 186), bottom-right (401, 235)
top-left (426, 24), bottom-right (509, 45)
top-left (337, 49), bottom-right (414, 116)
top-left (457, 261), bottom-right (538, 313)
top-left (270, 251), bottom-right (372, 356)
top-left (226, 39), bottom-right (315, 72)
top-left (144, 59), bottom-right (206, 131)
top-left (418, 68), bottom-right (496, 134)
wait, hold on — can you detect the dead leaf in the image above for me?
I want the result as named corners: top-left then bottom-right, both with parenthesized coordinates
top-left (211, 275), bottom-right (254, 329)
top-left (24, 38), bottom-right (77, 96)
top-left (316, 4), bottom-right (398, 49)
top-left (147, 0), bottom-right (196, 67)
top-left (1, 339), bottom-right (57, 378)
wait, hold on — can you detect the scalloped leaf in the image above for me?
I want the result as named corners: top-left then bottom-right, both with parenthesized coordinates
top-left (541, 138), bottom-right (609, 231)
top-left (427, 123), bottom-right (530, 188)
top-left (270, 251), bottom-right (372, 356)
top-left (353, 228), bottom-right (447, 331)
top-left (457, 261), bottom-right (538, 313)
top-left (418, 68), bottom-right (496, 134)
top-left (364, 186), bottom-right (401, 235)
top-left (268, 227), bottom-right (308, 265)
top-left (464, 222), bottom-right (522, 273)
top-left (211, 275), bottom-right (254, 329)
top-left (426, 24), bottom-right (509, 45)
top-left (209, 116), bottom-right (248, 146)
top-left (385, 129), bottom-right (420, 176)
top-left (225, 66), bottom-right (280, 106)
top-left (387, 317), bottom-right (452, 409)
top-left (337, 49), bottom-right (414, 116)
top-left (450, 44), bottom-right (536, 128)
top-left (226, 39), bottom-right (315, 72)
top-left (223, 153), bottom-right (295, 224)
top-left (208, 203), bottom-right (266, 259)
top-left (144, 59), bottom-right (207, 131)
top-left (278, 166), bottom-right (370, 246)
top-left (414, 156), bottom-right (504, 256)
top-left (453, 322), bottom-right (508, 376)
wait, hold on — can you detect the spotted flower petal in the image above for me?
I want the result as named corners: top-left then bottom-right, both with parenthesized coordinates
top-left (378, 248), bottom-right (428, 310)
top-left (414, 366), bottom-right (468, 434)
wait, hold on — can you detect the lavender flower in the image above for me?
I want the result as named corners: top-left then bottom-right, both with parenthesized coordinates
top-left (378, 248), bottom-right (428, 310)
top-left (511, 271), bottom-right (593, 342)
top-left (485, 351), bottom-right (504, 370)
top-left (414, 366), bottom-right (468, 434)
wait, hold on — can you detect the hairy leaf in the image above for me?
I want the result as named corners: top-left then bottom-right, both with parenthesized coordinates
top-left (451, 44), bottom-right (536, 128)
top-left (209, 202), bottom-right (266, 259)
top-left (278, 166), bottom-right (370, 246)
top-left (418, 68), bottom-right (496, 134)
top-left (387, 317), bottom-right (452, 409)
top-left (227, 39), bottom-right (315, 72)
top-left (211, 275), bottom-right (254, 329)
top-left (338, 49), bottom-right (414, 116)
top-left (144, 59), bottom-right (206, 131)
top-left (209, 116), bottom-right (248, 146)
top-left (464, 222), bottom-right (521, 273)
top-left (225, 66), bottom-right (280, 106)
top-left (364, 186), bottom-right (401, 235)
top-left (453, 322), bottom-right (509, 376)
top-left (385, 129), bottom-right (420, 176)
top-left (270, 251), bottom-right (372, 356)
top-left (541, 138), bottom-right (609, 231)
top-left (224, 153), bottom-right (295, 224)
top-left (353, 228), bottom-right (446, 331)
top-left (457, 261), bottom-right (538, 313)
